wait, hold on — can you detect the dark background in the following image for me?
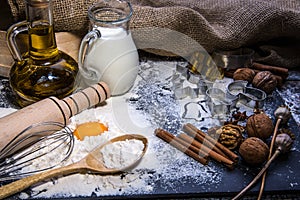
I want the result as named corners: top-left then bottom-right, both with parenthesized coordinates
top-left (0, 0), bottom-right (13, 31)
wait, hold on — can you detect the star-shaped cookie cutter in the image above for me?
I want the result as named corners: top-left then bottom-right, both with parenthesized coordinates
top-left (170, 64), bottom-right (210, 99)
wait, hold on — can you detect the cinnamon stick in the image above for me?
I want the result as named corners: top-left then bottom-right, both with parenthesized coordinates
top-left (178, 133), bottom-right (235, 169)
top-left (182, 124), bottom-right (227, 158)
top-left (154, 128), bottom-right (208, 165)
top-left (251, 62), bottom-right (288, 79)
top-left (223, 70), bottom-right (235, 78)
top-left (185, 123), bottom-right (239, 162)
top-left (175, 137), bottom-right (209, 159)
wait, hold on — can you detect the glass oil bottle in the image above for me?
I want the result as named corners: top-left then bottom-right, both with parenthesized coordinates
top-left (6, 0), bottom-right (78, 107)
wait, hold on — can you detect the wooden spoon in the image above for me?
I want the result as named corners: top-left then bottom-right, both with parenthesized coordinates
top-left (0, 134), bottom-right (148, 199)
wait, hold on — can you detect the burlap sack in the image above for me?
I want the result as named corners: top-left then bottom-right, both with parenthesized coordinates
top-left (8, 0), bottom-right (300, 68)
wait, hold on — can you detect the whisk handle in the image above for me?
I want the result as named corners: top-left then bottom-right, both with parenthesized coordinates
top-left (0, 163), bottom-right (82, 199)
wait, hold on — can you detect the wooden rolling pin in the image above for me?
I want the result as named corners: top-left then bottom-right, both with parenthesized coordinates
top-left (0, 82), bottom-right (110, 152)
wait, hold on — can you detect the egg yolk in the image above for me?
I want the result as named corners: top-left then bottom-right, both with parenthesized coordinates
top-left (73, 122), bottom-right (108, 141)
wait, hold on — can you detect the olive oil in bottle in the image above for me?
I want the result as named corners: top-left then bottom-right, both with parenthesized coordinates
top-left (7, 0), bottom-right (78, 107)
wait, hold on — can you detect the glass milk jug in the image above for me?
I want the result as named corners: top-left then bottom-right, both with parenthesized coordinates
top-left (78, 0), bottom-right (139, 96)
top-left (6, 0), bottom-right (79, 107)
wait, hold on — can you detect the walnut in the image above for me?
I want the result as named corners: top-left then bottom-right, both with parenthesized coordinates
top-left (252, 71), bottom-right (277, 94)
top-left (239, 137), bottom-right (269, 166)
top-left (208, 124), bottom-right (244, 150)
top-left (246, 113), bottom-right (274, 140)
top-left (233, 68), bottom-right (255, 82)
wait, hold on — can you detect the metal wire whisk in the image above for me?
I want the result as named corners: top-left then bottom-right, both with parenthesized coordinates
top-left (0, 122), bottom-right (74, 182)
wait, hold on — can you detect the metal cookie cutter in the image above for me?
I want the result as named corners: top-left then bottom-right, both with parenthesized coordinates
top-left (206, 88), bottom-right (238, 118)
top-left (227, 80), bottom-right (267, 109)
top-left (212, 48), bottom-right (254, 70)
top-left (182, 101), bottom-right (209, 121)
top-left (169, 71), bottom-right (193, 99)
top-left (170, 64), bottom-right (209, 99)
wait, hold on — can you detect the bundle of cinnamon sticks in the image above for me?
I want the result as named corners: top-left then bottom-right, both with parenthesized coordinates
top-left (155, 123), bottom-right (239, 170)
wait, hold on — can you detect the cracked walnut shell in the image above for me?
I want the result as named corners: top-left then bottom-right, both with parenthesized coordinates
top-left (239, 137), bottom-right (269, 166)
top-left (208, 124), bottom-right (244, 150)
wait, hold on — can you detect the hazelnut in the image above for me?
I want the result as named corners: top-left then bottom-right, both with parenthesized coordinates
top-left (239, 137), bottom-right (269, 166)
top-left (252, 71), bottom-right (277, 94)
top-left (246, 113), bottom-right (274, 140)
top-left (233, 68), bottom-right (255, 82)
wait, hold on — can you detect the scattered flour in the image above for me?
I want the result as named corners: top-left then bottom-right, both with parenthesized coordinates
top-left (0, 61), bottom-right (299, 199)
top-left (1, 62), bottom-right (223, 199)
top-left (0, 107), bottom-right (17, 118)
top-left (14, 100), bottom-right (221, 199)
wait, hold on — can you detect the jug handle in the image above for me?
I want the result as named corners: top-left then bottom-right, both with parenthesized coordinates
top-left (6, 21), bottom-right (29, 61)
top-left (78, 29), bottom-right (101, 79)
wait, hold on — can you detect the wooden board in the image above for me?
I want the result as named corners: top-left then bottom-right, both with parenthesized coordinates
top-left (0, 31), bottom-right (12, 77)
top-left (0, 30), bottom-right (81, 78)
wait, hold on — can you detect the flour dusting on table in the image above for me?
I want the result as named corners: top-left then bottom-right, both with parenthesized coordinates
top-left (1, 61), bottom-right (299, 198)
top-left (15, 101), bottom-right (221, 199)
top-left (13, 62), bottom-right (222, 198)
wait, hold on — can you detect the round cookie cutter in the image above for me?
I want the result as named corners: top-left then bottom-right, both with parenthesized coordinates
top-left (212, 48), bottom-right (255, 71)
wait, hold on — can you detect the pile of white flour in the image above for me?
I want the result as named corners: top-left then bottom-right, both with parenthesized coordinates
top-left (100, 139), bottom-right (145, 169)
